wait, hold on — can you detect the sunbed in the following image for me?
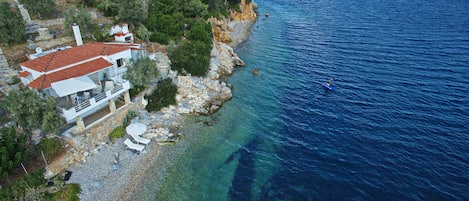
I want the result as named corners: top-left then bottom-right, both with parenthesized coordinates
top-left (124, 139), bottom-right (145, 153)
top-left (129, 133), bottom-right (151, 145)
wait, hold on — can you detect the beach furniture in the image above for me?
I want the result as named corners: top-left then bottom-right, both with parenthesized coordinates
top-left (126, 123), bottom-right (147, 136)
top-left (124, 139), bottom-right (145, 153)
top-left (129, 133), bottom-right (151, 145)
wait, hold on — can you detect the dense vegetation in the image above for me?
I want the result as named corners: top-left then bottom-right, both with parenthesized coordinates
top-left (0, 127), bottom-right (28, 180)
top-left (125, 57), bottom-right (160, 87)
top-left (63, 6), bottom-right (97, 39)
top-left (37, 138), bottom-right (64, 162)
top-left (1, 88), bottom-right (65, 134)
top-left (0, 168), bottom-right (81, 200)
top-left (19, 0), bottom-right (57, 19)
top-left (146, 78), bottom-right (178, 112)
top-left (0, 169), bottom-right (47, 200)
top-left (0, 2), bottom-right (26, 44)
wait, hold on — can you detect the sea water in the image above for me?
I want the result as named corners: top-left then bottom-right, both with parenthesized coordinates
top-left (134, 0), bottom-right (469, 200)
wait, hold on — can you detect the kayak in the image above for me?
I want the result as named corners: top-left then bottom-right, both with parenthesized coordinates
top-left (322, 83), bottom-right (335, 91)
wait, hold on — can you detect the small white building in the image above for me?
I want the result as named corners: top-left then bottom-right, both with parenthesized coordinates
top-left (110, 23), bottom-right (134, 43)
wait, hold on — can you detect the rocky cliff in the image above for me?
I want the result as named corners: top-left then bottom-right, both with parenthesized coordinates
top-left (231, 0), bottom-right (258, 21)
top-left (211, 0), bottom-right (258, 45)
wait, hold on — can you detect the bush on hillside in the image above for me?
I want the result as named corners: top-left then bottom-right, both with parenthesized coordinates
top-left (123, 111), bottom-right (138, 128)
top-left (186, 21), bottom-right (213, 44)
top-left (149, 32), bottom-right (172, 45)
top-left (0, 2), bottom-right (26, 44)
top-left (0, 127), bottom-right (28, 180)
top-left (145, 78), bottom-right (178, 112)
top-left (169, 40), bottom-right (211, 77)
top-left (45, 183), bottom-right (81, 201)
top-left (37, 138), bottom-right (63, 162)
top-left (129, 85), bottom-right (146, 98)
top-left (19, 0), bottom-right (57, 19)
top-left (0, 169), bottom-right (46, 200)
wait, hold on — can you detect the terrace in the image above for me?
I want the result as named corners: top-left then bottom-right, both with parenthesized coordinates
top-left (56, 79), bottom-right (130, 123)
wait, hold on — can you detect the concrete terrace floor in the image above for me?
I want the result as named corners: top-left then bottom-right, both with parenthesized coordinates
top-left (83, 99), bottom-right (126, 127)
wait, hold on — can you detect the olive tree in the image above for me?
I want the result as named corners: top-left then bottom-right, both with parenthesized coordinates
top-left (19, 0), bottom-right (57, 19)
top-left (125, 57), bottom-right (160, 87)
top-left (0, 127), bottom-right (28, 179)
top-left (2, 89), bottom-right (64, 134)
top-left (63, 6), bottom-right (96, 38)
top-left (0, 2), bottom-right (26, 44)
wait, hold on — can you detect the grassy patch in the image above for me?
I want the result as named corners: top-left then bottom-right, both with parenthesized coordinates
top-left (45, 183), bottom-right (81, 201)
top-left (109, 126), bottom-right (125, 142)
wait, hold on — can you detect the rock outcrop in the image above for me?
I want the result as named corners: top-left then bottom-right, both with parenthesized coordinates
top-left (231, 0), bottom-right (258, 21)
top-left (211, 0), bottom-right (258, 45)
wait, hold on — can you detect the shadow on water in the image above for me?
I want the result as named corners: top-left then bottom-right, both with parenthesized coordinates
top-left (229, 137), bottom-right (259, 201)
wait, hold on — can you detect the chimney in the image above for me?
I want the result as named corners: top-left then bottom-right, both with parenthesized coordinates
top-left (72, 23), bottom-right (83, 46)
top-left (122, 23), bottom-right (129, 34)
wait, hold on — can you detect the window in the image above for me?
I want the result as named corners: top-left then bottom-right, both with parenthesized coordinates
top-left (117, 58), bottom-right (124, 67)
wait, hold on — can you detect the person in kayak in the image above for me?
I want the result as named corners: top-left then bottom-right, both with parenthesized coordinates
top-left (325, 78), bottom-right (334, 86)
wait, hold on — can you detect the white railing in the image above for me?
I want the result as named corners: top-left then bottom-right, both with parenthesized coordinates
top-left (59, 80), bottom-right (130, 123)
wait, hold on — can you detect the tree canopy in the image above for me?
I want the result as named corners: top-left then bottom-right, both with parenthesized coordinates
top-left (169, 40), bottom-right (211, 77)
top-left (145, 78), bottom-right (178, 112)
top-left (2, 89), bottom-right (64, 134)
top-left (0, 127), bottom-right (28, 180)
top-left (117, 0), bottom-right (147, 26)
top-left (63, 6), bottom-right (96, 38)
top-left (19, 0), bottom-right (57, 19)
top-left (0, 2), bottom-right (26, 44)
top-left (125, 57), bottom-right (160, 87)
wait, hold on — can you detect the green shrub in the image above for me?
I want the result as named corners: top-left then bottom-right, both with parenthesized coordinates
top-left (186, 21), bottom-right (212, 44)
top-left (169, 40), bottom-right (211, 76)
top-left (129, 85), bottom-right (146, 98)
top-left (109, 126), bottom-right (125, 142)
top-left (37, 138), bottom-right (63, 162)
top-left (123, 111), bottom-right (138, 128)
top-left (149, 32), bottom-right (171, 45)
top-left (46, 183), bottom-right (81, 201)
top-left (0, 168), bottom-right (46, 200)
top-left (146, 78), bottom-right (178, 112)
top-left (0, 127), bottom-right (28, 179)
top-left (9, 75), bottom-right (21, 85)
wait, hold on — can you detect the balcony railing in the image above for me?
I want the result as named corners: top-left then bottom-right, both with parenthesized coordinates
top-left (58, 80), bottom-right (130, 123)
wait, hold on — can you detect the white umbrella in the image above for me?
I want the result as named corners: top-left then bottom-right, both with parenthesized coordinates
top-left (126, 123), bottom-right (147, 136)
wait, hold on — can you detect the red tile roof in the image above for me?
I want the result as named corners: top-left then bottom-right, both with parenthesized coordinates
top-left (28, 58), bottom-right (112, 89)
top-left (20, 43), bottom-right (131, 72)
top-left (19, 71), bottom-right (31, 77)
top-left (114, 33), bottom-right (127, 37)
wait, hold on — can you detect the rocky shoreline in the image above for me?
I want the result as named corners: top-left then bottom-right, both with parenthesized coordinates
top-left (64, 2), bottom-right (258, 200)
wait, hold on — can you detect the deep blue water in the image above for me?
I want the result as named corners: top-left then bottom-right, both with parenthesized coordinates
top-left (139, 0), bottom-right (469, 200)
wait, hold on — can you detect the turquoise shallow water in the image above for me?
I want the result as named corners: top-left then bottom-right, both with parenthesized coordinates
top-left (133, 0), bottom-right (469, 200)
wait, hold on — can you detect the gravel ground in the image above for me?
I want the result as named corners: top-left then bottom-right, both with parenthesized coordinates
top-left (67, 137), bottom-right (162, 201)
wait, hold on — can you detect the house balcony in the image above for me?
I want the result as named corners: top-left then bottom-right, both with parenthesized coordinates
top-left (57, 80), bottom-right (130, 123)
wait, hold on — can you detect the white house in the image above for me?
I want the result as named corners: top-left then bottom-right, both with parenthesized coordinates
top-left (19, 41), bottom-right (145, 129)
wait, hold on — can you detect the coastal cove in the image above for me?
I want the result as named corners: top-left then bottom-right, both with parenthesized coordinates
top-left (62, 2), bottom-right (258, 201)
top-left (133, 0), bottom-right (468, 200)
